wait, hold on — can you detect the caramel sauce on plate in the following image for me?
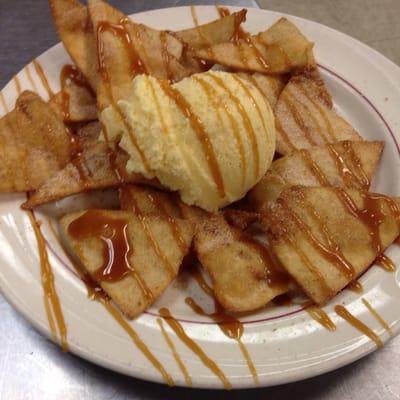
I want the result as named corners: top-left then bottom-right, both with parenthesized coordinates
top-left (362, 298), bottom-right (392, 335)
top-left (24, 65), bottom-right (38, 92)
top-left (375, 253), bottom-right (396, 272)
top-left (0, 91), bottom-right (8, 113)
top-left (347, 280), bottom-right (363, 293)
top-left (32, 59), bottom-right (54, 98)
top-left (335, 304), bottom-right (383, 347)
top-left (68, 210), bottom-right (153, 301)
top-left (28, 211), bottom-right (68, 351)
top-left (304, 302), bottom-right (336, 332)
top-left (159, 307), bottom-right (232, 389)
top-left (13, 75), bottom-right (22, 95)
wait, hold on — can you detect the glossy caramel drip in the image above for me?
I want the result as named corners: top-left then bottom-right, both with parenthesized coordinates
top-left (0, 92), bottom-right (8, 113)
top-left (299, 149), bottom-right (329, 185)
top-left (304, 303), bottom-right (336, 331)
top-left (60, 64), bottom-right (92, 90)
top-left (362, 298), bottom-right (392, 335)
top-left (32, 60), bottom-right (54, 98)
top-left (71, 156), bottom-right (90, 190)
top-left (96, 20), bottom-right (150, 172)
top-left (157, 318), bottom-right (192, 385)
top-left (334, 189), bottom-right (399, 255)
top-left (190, 5), bottom-right (200, 26)
top-left (193, 76), bottom-right (246, 185)
top-left (159, 307), bottom-right (232, 389)
top-left (241, 234), bottom-right (290, 288)
top-left (375, 254), bottom-right (396, 272)
top-left (296, 82), bottom-right (336, 142)
top-left (280, 193), bottom-right (355, 279)
top-left (347, 280), bottom-right (363, 293)
top-left (13, 76), bottom-right (22, 95)
top-left (27, 211), bottom-right (68, 351)
top-left (123, 190), bottom-right (176, 278)
top-left (216, 6), bottom-right (230, 18)
top-left (185, 297), bottom-right (259, 385)
top-left (335, 304), bottom-right (383, 347)
top-left (24, 66), bottom-right (38, 92)
top-left (159, 79), bottom-right (225, 197)
top-left (159, 31), bottom-right (172, 81)
top-left (68, 210), bottom-right (153, 301)
top-left (207, 73), bottom-right (260, 178)
top-left (342, 141), bottom-right (370, 189)
top-left (282, 92), bottom-right (318, 146)
top-left (327, 143), bottom-right (363, 189)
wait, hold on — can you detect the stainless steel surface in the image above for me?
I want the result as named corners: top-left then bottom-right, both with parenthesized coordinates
top-left (1, 1), bottom-right (399, 399)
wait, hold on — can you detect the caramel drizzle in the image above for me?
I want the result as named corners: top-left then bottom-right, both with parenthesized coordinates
top-left (207, 73), bottom-right (260, 178)
top-left (159, 307), bottom-right (232, 389)
top-left (347, 280), bottom-right (363, 293)
top-left (45, 217), bottom-right (173, 386)
top-left (32, 60), bottom-right (54, 98)
top-left (276, 118), bottom-right (296, 152)
top-left (157, 318), bottom-right (192, 385)
top-left (335, 304), bottom-right (383, 347)
top-left (68, 210), bottom-right (153, 301)
top-left (71, 156), bottom-right (90, 190)
top-left (282, 92), bottom-right (318, 146)
top-left (341, 141), bottom-right (370, 189)
top-left (185, 297), bottom-right (259, 385)
top-left (27, 211), bottom-right (68, 351)
top-left (96, 20), bottom-right (150, 172)
top-left (159, 80), bottom-right (225, 197)
top-left (190, 265), bottom-right (214, 297)
top-left (375, 254), bottom-right (396, 272)
top-left (296, 82), bottom-right (336, 142)
top-left (327, 143), bottom-right (365, 189)
top-left (160, 31), bottom-right (172, 81)
top-left (299, 149), bottom-right (329, 185)
top-left (13, 76), bottom-right (22, 95)
top-left (280, 193), bottom-right (355, 279)
top-left (190, 5), bottom-right (200, 27)
top-left (24, 66), bottom-right (38, 92)
top-left (0, 91), bottom-right (8, 113)
top-left (124, 191), bottom-right (176, 278)
top-left (362, 298), bottom-right (392, 335)
top-left (304, 303), bottom-right (336, 331)
top-left (193, 76), bottom-right (246, 185)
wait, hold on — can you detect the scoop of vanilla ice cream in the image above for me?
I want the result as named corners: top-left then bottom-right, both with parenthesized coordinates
top-left (101, 71), bottom-right (276, 211)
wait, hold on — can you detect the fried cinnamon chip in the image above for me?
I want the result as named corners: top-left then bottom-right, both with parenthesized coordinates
top-left (181, 206), bottom-right (289, 312)
top-left (49, 0), bottom-right (99, 91)
top-left (275, 72), bottom-right (361, 155)
top-left (50, 82), bottom-right (97, 122)
top-left (195, 18), bottom-right (315, 74)
top-left (262, 186), bottom-right (400, 305)
top-left (237, 72), bottom-right (288, 109)
top-left (60, 208), bottom-right (194, 318)
top-left (21, 143), bottom-right (140, 209)
top-left (249, 140), bottom-right (384, 210)
top-left (88, 0), bottom-right (189, 111)
top-left (0, 91), bottom-right (72, 192)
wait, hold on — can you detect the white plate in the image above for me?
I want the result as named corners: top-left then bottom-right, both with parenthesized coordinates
top-left (0, 5), bottom-right (399, 390)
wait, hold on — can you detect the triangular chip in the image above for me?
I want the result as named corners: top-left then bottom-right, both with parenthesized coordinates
top-left (173, 10), bottom-right (246, 51)
top-left (249, 140), bottom-right (384, 210)
top-left (50, 82), bottom-right (97, 122)
top-left (181, 205), bottom-right (289, 312)
top-left (49, 0), bottom-right (99, 91)
top-left (88, 0), bottom-right (189, 111)
top-left (60, 208), bottom-right (194, 318)
top-left (0, 91), bottom-right (72, 192)
top-left (262, 186), bottom-right (400, 305)
top-left (238, 72), bottom-right (287, 109)
top-left (194, 18), bottom-right (315, 74)
top-left (275, 72), bottom-right (362, 155)
top-left (21, 143), bottom-right (141, 209)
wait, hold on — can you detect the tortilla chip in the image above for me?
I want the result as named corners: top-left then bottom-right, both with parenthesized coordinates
top-left (88, 0), bottom-right (189, 111)
top-left (238, 72), bottom-right (287, 109)
top-left (60, 208), bottom-right (194, 318)
top-left (49, 0), bottom-right (99, 91)
top-left (0, 91), bottom-right (72, 192)
top-left (174, 9), bottom-right (247, 50)
top-left (181, 205), bottom-right (289, 312)
top-left (50, 82), bottom-right (97, 122)
top-left (74, 120), bottom-right (102, 149)
top-left (249, 140), bottom-right (384, 210)
top-left (195, 18), bottom-right (315, 74)
top-left (275, 72), bottom-right (362, 155)
top-left (262, 186), bottom-right (400, 305)
top-left (21, 143), bottom-right (140, 209)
